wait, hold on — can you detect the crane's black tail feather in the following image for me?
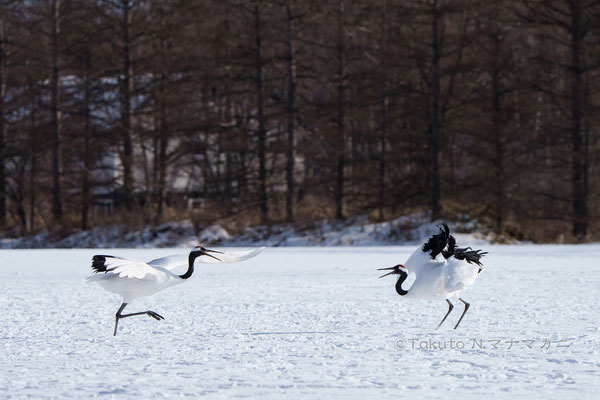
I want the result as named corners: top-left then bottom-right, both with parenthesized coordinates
top-left (453, 247), bottom-right (488, 266)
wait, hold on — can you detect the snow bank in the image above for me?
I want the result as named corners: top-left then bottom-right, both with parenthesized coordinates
top-left (1, 213), bottom-right (494, 249)
top-left (1, 220), bottom-right (198, 249)
top-left (220, 213), bottom-right (492, 247)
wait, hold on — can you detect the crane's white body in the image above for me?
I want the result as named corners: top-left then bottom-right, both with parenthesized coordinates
top-left (87, 258), bottom-right (181, 303)
top-left (399, 246), bottom-right (481, 300)
top-left (87, 247), bottom-right (264, 303)
top-left (442, 256), bottom-right (481, 294)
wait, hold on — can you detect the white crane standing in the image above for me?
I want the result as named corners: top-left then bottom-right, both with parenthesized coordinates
top-left (378, 224), bottom-right (487, 329)
top-left (87, 246), bottom-right (264, 335)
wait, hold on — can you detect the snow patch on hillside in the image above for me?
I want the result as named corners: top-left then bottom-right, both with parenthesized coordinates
top-left (1, 213), bottom-right (495, 249)
top-left (1, 220), bottom-right (199, 249)
top-left (219, 213), bottom-right (492, 247)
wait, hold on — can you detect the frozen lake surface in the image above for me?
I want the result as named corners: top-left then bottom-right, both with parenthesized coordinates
top-left (1, 245), bottom-right (599, 399)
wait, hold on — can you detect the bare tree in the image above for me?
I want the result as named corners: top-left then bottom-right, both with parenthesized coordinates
top-left (50, 0), bottom-right (63, 220)
top-left (284, 0), bottom-right (297, 222)
top-left (377, 0), bottom-right (388, 222)
top-left (0, 5), bottom-right (7, 227)
top-left (0, 0), bottom-right (597, 242)
top-left (252, 0), bottom-right (269, 223)
top-left (334, 0), bottom-right (346, 220)
top-left (521, 0), bottom-right (600, 239)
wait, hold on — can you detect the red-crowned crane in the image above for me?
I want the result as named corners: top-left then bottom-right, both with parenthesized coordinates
top-left (87, 246), bottom-right (264, 335)
top-left (378, 224), bottom-right (487, 329)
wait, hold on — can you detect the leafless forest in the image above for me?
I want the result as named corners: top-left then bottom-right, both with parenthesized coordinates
top-left (0, 0), bottom-right (598, 242)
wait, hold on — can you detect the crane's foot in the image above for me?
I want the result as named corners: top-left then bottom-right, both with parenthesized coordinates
top-left (146, 311), bottom-right (164, 321)
top-left (113, 303), bottom-right (165, 336)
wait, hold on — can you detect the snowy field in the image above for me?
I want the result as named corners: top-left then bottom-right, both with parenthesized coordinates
top-left (1, 245), bottom-right (599, 399)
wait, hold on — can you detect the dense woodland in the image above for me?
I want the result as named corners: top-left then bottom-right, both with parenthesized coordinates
top-left (0, 0), bottom-right (599, 242)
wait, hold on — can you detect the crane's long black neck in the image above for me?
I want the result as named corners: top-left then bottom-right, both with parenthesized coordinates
top-left (179, 252), bottom-right (199, 280)
top-left (395, 270), bottom-right (409, 296)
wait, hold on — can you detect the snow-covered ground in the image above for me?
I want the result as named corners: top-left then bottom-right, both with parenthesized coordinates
top-left (1, 245), bottom-right (598, 399)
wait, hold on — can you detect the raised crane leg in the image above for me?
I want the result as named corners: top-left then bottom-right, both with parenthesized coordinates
top-left (453, 298), bottom-right (470, 330)
top-left (436, 299), bottom-right (454, 330)
top-left (113, 302), bottom-right (165, 336)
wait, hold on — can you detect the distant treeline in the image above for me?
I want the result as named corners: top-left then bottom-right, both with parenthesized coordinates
top-left (0, 0), bottom-right (598, 242)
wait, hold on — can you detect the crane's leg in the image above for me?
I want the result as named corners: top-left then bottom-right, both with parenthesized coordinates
top-left (435, 299), bottom-right (454, 330)
top-left (453, 298), bottom-right (470, 330)
top-left (113, 303), bottom-right (127, 336)
top-left (113, 303), bottom-right (165, 336)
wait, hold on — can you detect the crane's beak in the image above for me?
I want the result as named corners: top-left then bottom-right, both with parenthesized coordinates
top-left (201, 247), bottom-right (224, 262)
top-left (377, 265), bottom-right (405, 278)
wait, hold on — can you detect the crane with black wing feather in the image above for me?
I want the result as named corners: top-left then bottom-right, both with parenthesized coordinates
top-left (378, 224), bottom-right (487, 329)
top-left (87, 246), bottom-right (264, 335)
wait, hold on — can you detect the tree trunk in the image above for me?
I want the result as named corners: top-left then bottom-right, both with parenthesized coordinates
top-left (50, 0), bottom-right (63, 220)
top-left (120, 0), bottom-right (134, 210)
top-left (430, 0), bottom-right (441, 220)
top-left (29, 85), bottom-right (38, 233)
top-left (154, 3), bottom-right (168, 222)
top-left (156, 73), bottom-right (167, 221)
top-left (0, 9), bottom-right (6, 227)
top-left (569, 2), bottom-right (587, 239)
top-left (285, 0), bottom-right (296, 222)
top-left (335, 0), bottom-right (345, 220)
top-left (492, 57), bottom-right (504, 234)
top-left (378, 0), bottom-right (387, 222)
top-left (15, 165), bottom-right (26, 233)
top-left (253, 2), bottom-right (268, 224)
top-left (81, 56), bottom-right (92, 231)
top-left (491, 5), bottom-right (504, 234)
